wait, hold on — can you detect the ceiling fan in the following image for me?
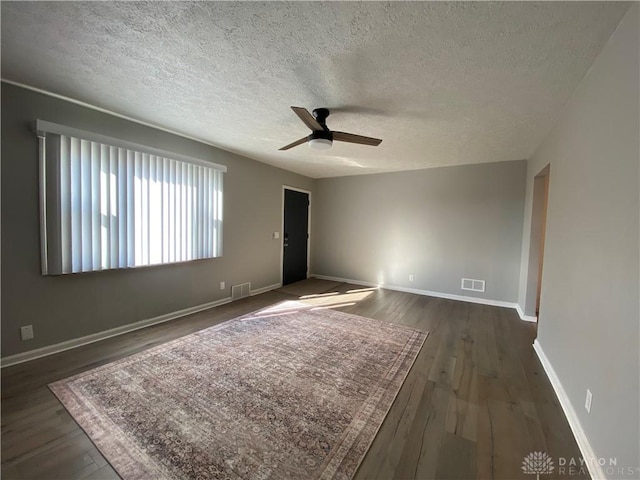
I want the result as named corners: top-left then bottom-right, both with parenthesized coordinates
top-left (279, 107), bottom-right (382, 151)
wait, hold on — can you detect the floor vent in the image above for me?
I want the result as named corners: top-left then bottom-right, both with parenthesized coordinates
top-left (231, 282), bottom-right (251, 300)
top-left (461, 278), bottom-right (485, 293)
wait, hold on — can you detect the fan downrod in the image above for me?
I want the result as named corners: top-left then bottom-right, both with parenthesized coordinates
top-left (312, 108), bottom-right (330, 127)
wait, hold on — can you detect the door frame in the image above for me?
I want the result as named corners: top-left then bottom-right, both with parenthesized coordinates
top-left (281, 185), bottom-right (312, 286)
top-left (523, 163), bottom-right (551, 322)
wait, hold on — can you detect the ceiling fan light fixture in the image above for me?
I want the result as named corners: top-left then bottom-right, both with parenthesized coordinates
top-left (309, 138), bottom-right (333, 150)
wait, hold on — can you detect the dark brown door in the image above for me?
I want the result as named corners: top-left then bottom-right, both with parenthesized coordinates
top-left (283, 189), bottom-right (309, 285)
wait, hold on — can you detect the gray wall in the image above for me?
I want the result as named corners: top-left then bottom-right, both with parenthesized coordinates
top-left (519, 4), bottom-right (639, 472)
top-left (312, 160), bottom-right (527, 303)
top-left (1, 83), bottom-right (315, 357)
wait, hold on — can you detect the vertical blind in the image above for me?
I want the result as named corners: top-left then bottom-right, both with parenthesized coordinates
top-left (38, 121), bottom-right (225, 275)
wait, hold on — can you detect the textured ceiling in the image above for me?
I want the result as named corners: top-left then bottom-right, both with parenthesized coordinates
top-left (1, 2), bottom-right (630, 178)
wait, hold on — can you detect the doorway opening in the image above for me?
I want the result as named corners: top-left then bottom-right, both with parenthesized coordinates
top-left (524, 164), bottom-right (551, 322)
top-left (282, 186), bottom-right (311, 286)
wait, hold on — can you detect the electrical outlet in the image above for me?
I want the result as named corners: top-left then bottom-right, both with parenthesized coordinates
top-left (20, 325), bottom-right (34, 341)
top-left (220, 281), bottom-right (226, 290)
top-left (408, 274), bottom-right (415, 282)
top-left (585, 389), bottom-right (592, 413)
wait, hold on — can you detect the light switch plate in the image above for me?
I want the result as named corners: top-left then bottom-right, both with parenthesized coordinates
top-left (585, 389), bottom-right (592, 413)
top-left (20, 325), bottom-right (34, 341)
top-left (273, 232), bottom-right (280, 239)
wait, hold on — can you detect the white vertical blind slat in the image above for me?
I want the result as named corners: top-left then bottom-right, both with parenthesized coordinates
top-left (100, 144), bottom-right (109, 270)
top-left (204, 168), bottom-right (209, 258)
top-left (80, 139), bottom-right (92, 271)
top-left (109, 146), bottom-right (118, 269)
top-left (187, 164), bottom-right (192, 260)
top-left (182, 163), bottom-right (188, 261)
top-left (210, 169), bottom-right (216, 258)
top-left (151, 156), bottom-right (161, 265)
top-left (169, 159), bottom-right (176, 263)
top-left (178, 162), bottom-right (184, 261)
top-left (197, 166), bottom-right (202, 257)
top-left (214, 171), bottom-right (219, 255)
top-left (202, 168), bottom-right (207, 258)
top-left (214, 171), bottom-right (221, 256)
top-left (91, 142), bottom-right (101, 270)
top-left (148, 155), bottom-right (155, 264)
top-left (193, 165), bottom-right (199, 258)
top-left (133, 151), bottom-right (142, 266)
top-left (118, 149), bottom-right (127, 267)
top-left (142, 153), bottom-right (150, 266)
top-left (103, 145), bottom-right (110, 268)
top-left (126, 150), bottom-right (135, 267)
top-left (70, 137), bottom-right (81, 272)
top-left (60, 136), bottom-right (72, 273)
top-left (162, 158), bottom-right (169, 263)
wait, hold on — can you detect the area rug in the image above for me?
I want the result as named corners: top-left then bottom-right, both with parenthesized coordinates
top-left (49, 302), bottom-right (427, 480)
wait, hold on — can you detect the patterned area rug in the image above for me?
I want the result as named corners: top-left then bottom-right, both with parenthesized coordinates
top-left (50, 302), bottom-right (427, 480)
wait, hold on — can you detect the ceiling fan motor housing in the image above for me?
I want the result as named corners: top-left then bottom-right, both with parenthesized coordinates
top-left (308, 130), bottom-right (333, 141)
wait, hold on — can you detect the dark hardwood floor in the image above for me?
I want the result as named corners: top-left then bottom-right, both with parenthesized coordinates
top-left (1, 279), bottom-right (587, 479)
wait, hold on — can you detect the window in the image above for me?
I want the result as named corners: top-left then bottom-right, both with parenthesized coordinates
top-left (37, 120), bottom-right (226, 275)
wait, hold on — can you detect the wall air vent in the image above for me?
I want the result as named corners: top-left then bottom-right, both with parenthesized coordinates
top-left (231, 282), bottom-right (251, 300)
top-left (461, 278), bottom-right (485, 293)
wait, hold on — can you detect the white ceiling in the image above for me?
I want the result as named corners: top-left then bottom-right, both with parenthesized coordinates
top-left (1, 2), bottom-right (629, 178)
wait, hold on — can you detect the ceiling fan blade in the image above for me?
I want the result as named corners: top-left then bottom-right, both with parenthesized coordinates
top-left (279, 136), bottom-right (309, 151)
top-left (291, 106), bottom-right (323, 131)
top-left (332, 131), bottom-right (382, 146)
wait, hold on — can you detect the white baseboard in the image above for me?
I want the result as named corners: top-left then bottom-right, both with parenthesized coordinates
top-left (1, 281), bottom-right (284, 369)
top-left (533, 339), bottom-right (604, 480)
top-left (250, 282), bottom-right (281, 296)
top-left (311, 274), bottom-right (518, 309)
top-left (1, 296), bottom-right (232, 368)
top-left (516, 304), bottom-right (538, 323)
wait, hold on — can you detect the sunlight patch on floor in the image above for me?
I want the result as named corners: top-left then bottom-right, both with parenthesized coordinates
top-left (297, 290), bottom-right (373, 308)
top-left (250, 290), bottom-right (375, 318)
top-left (310, 302), bottom-right (357, 311)
top-left (299, 291), bottom-right (340, 299)
top-left (346, 287), bottom-right (379, 294)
